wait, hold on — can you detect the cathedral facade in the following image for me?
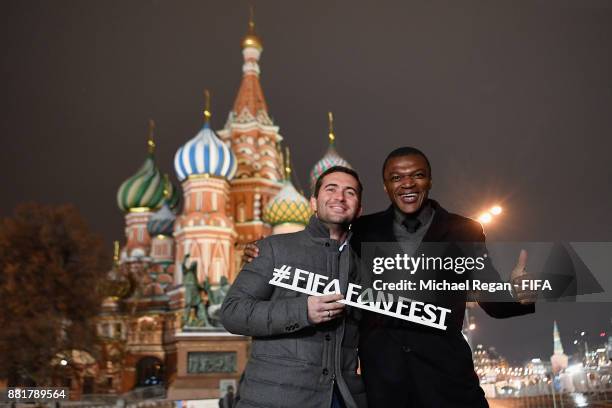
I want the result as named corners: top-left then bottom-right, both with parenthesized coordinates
top-left (90, 14), bottom-right (353, 400)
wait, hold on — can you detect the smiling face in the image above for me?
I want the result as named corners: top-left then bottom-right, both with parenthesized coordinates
top-left (310, 171), bottom-right (362, 226)
top-left (383, 154), bottom-right (432, 214)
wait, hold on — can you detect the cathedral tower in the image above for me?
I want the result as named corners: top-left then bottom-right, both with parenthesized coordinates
top-left (218, 11), bottom-right (283, 244)
top-left (174, 91), bottom-right (238, 285)
top-left (309, 112), bottom-right (352, 192)
top-left (263, 148), bottom-right (312, 234)
top-left (116, 120), bottom-right (179, 262)
top-left (550, 320), bottom-right (569, 374)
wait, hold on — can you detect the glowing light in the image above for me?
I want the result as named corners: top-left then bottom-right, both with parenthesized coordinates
top-left (600, 332), bottom-right (606, 337)
top-left (573, 339), bottom-right (578, 344)
top-left (478, 213), bottom-right (493, 224)
top-left (60, 359), bottom-right (68, 366)
top-left (490, 206), bottom-right (502, 215)
top-left (573, 393), bottom-right (588, 407)
top-left (580, 331), bottom-right (585, 336)
top-left (566, 363), bottom-right (584, 374)
top-left (469, 323), bottom-right (476, 330)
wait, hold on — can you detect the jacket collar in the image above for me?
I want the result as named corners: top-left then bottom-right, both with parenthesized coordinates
top-left (305, 215), bottom-right (353, 245)
top-left (422, 199), bottom-right (451, 242)
top-left (305, 215), bottom-right (330, 239)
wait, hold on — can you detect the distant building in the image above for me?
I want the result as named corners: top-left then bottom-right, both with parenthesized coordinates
top-left (525, 358), bottom-right (549, 378)
top-left (550, 320), bottom-right (569, 374)
top-left (473, 344), bottom-right (509, 384)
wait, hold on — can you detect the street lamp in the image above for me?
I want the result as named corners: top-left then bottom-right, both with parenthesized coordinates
top-left (490, 206), bottom-right (502, 215)
top-left (478, 213), bottom-right (493, 224)
top-left (477, 205), bottom-right (503, 225)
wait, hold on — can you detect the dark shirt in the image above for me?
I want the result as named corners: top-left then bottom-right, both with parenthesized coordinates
top-left (392, 201), bottom-right (435, 255)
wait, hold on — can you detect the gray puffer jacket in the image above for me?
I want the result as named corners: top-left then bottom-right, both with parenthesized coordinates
top-left (221, 216), bottom-right (366, 408)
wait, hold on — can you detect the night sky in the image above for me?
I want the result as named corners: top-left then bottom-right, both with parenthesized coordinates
top-left (2, 0), bottom-right (612, 363)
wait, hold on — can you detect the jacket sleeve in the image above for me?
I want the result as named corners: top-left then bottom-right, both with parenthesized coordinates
top-left (463, 222), bottom-right (536, 318)
top-left (220, 238), bottom-right (312, 336)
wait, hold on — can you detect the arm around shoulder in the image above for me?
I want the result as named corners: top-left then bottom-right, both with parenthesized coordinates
top-left (220, 237), bottom-right (312, 336)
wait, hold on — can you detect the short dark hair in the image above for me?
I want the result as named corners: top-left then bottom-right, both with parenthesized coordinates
top-left (382, 146), bottom-right (432, 179)
top-left (313, 166), bottom-right (363, 200)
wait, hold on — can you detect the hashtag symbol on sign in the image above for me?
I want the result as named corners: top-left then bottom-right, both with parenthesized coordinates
top-left (271, 265), bottom-right (292, 284)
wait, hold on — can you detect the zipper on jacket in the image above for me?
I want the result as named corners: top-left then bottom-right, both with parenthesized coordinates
top-left (328, 250), bottom-right (339, 408)
top-left (327, 373), bottom-right (336, 407)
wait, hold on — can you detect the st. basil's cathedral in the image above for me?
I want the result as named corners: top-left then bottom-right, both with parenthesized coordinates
top-left (85, 13), bottom-right (353, 400)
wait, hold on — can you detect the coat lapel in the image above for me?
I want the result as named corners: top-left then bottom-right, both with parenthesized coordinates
top-left (377, 206), bottom-right (397, 242)
top-left (421, 200), bottom-right (451, 243)
top-left (416, 200), bottom-right (453, 265)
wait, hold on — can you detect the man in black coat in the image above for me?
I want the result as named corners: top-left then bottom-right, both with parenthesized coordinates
top-left (353, 146), bottom-right (535, 408)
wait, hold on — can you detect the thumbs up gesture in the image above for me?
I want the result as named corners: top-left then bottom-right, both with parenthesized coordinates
top-left (510, 249), bottom-right (537, 305)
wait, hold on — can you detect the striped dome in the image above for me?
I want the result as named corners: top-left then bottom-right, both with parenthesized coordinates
top-left (147, 201), bottom-right (176, 236)
top-left (309, 145), bottom-right (352, 191)
top-left (263, 180), bottom-right (312, 226)
top-left (174, 122), bottom-right (237, 181)
top-left (117, 154), bottom-right (180, 212)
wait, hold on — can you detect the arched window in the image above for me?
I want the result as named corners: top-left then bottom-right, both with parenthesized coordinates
top-left (135, 356), bottom-right (164, 388)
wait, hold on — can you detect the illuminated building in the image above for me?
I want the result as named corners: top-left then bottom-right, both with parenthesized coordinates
top-left (551, 320), bottom-right (569, 374)
top-left (473, 344), bottom-right (509, 384)
top-left (81, 11), bottom-right (345, 400)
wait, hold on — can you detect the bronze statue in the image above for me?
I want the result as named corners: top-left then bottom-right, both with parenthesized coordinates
top-left (181, 254), bottom-right (211, 327)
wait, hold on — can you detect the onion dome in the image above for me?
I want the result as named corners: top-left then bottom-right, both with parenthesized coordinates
top-left (309, 112), bottom-right (352, 190)
top-left (174, 90), bottom-right (237, 181)
top-left (241, 7), bottom-right (262, 51)
top-left (263, 148), bottom-right (312, 226)
top-left (117, 120), bottom-right (180, 212)
top-left (147, 175), bottom-right (176, 236)
top-left (100, 241), bottom-right (131, 300)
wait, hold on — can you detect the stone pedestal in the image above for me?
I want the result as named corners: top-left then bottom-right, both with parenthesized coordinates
top-left (167, 331), bottom-right (250, 400)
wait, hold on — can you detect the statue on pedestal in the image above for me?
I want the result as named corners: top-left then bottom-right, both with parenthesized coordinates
top-left (204, 275), bottom-right (229, 327)
top-left (181, 255), bottom-right (211, 328)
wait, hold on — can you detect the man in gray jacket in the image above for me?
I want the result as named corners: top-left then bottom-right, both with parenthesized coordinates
top-left (221, 166), bottom-right (367, 408)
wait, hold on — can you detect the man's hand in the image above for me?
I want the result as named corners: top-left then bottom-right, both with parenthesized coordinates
top-left (510, 249), bottom-right (537, 304)
top-left (307, 293), bottom-right (345, 324)
top-left (242, 242), bottom-right (260, 264)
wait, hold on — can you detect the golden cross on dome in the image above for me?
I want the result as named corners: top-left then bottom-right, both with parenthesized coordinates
top-left (249, 5), bottom-right (255, 33)
top-left (162, 174), bottom-right (171, 199)
top-left (203, 89), bottom-right (212, 123)
top-left (284, 147), bottom-right (292, 179)
top-left (328, 111), bottom-right (335, 144)
top-left (242, 5), bottom-right (262, 50)
top-left (147, 119), bottom-right (156, 153)
top-left (113, 240), bottom-right (120, 266)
